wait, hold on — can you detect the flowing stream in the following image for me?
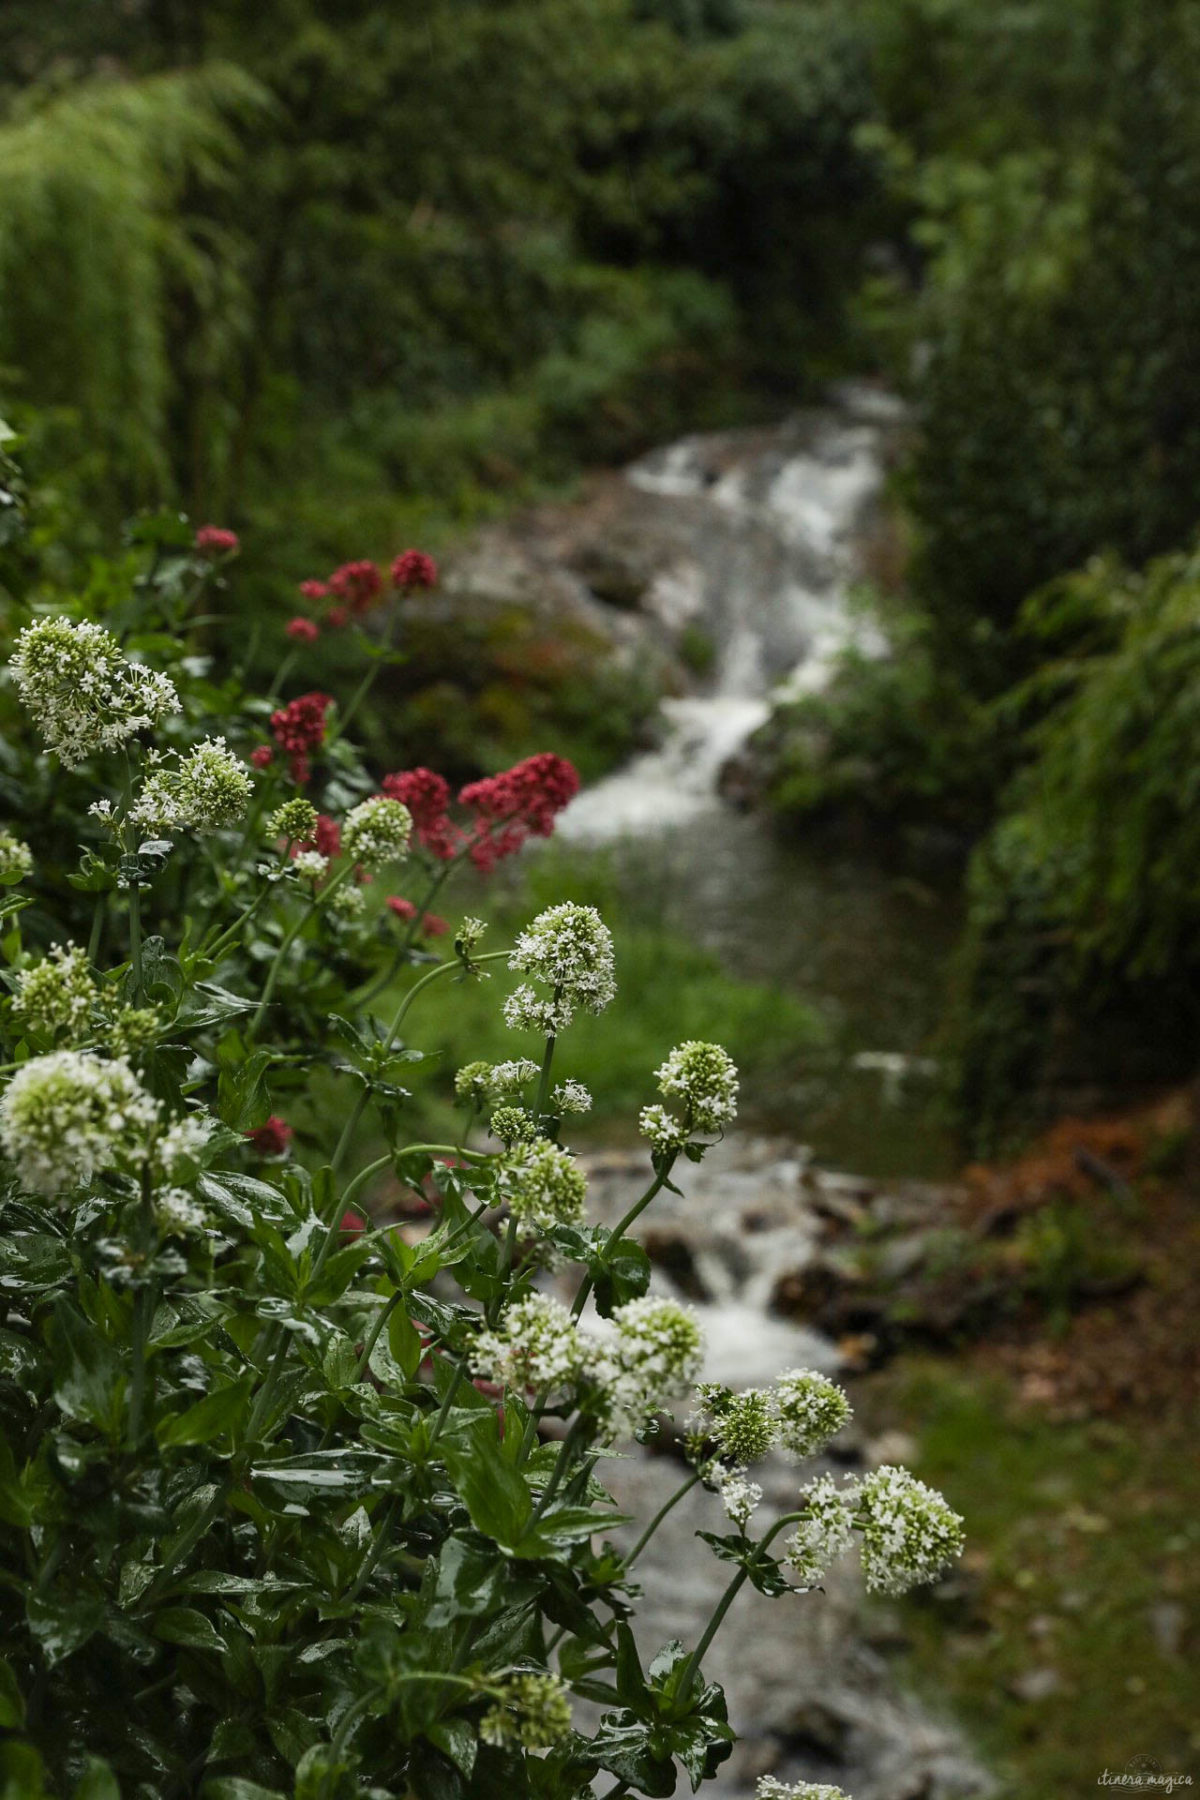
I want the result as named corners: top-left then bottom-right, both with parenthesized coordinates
top-left (456, 386), bottom-right (988, 1796)
top-left (555, 382), bottom-right (959, 1180)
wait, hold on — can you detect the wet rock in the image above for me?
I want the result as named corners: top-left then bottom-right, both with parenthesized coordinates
top-left (1150, 1601), bottom-right (1186, 1657)
top-left (1008, 1667), bottom-right (1061, 1702)
top-left (641, 1227), bottom-right (712, 1302)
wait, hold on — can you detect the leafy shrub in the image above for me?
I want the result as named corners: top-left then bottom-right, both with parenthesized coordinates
top-left (750, 605), bottom-right (996, 838)
top-left (948, 541), bottom-right (1200, 1148)
top-left (0, 487), bottom-right (962, 1796)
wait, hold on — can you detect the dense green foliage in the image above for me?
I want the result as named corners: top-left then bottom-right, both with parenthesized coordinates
top-left (0, 0), bottom-right (878, 556)
top-left (948, 545), bottom-right (1200, 1149)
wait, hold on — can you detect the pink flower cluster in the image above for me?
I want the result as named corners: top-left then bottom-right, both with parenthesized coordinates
top-left (386, 896), bottom-right (449, 937)
top-left (194, 525), bottom-right (240, 558)
top-left (286, 549), bottom-right (438, 639)
top-left (245, 1115), bottom-right (292, 1156)
top-left (382, 752), bottom-right (579, 872)
top-left (269, 691), bottom-right (334, 784)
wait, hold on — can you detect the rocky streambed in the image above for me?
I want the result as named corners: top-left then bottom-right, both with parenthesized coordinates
top-left (560, 1137), bottom-right (992, 1800)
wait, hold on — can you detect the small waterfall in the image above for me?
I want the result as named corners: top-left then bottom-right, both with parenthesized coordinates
top-left (560, 394), bottom-right (893, 844)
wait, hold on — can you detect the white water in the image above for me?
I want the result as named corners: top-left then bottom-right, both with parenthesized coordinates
top-left (559, 395), bottom-right (891, 843)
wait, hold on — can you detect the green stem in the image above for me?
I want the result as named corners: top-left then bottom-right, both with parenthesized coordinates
top-left (532, 1013), bottom-right (559, 1128)
top-left (127, 1171), bottom-right (156, 1448)
top-left (127, 883), bottom-right (144, 999)
top-left (344, 1495), bottom-right (399, 1605)
top-left (330, 659), bottom-right (380, 743)
top-left (486, 1213), bottom-right (519, 1328)
top-left (243, 1323), bottom-right (296, 1445)
top-left (382, 949), bottom-right (510, 1051)
top-left (246, 862), bottom-right (355, 1039)
top-left (532, 1414), bottom-right (587, 1520)
top-left (265, 646), bottom-right (297, 703)
top-left (87, 894), bottom-right (106, 966)
top-left (428, 1362), bottom-right (465, 1446)
top-left (140, 1487), bottom-right (227, 1609)
top-left (624, 1469), bottom-right (703, 1569)
top-left (678, 1509), bottom-right (803, 1698)
top-left (571, 1154), bottom-right (677, 1321)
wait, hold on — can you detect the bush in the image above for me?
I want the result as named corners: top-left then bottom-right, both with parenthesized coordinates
top-left (948, 541), bottom-right (1200, 1149)
top-left (0, 482), bottom-right (962, 1796)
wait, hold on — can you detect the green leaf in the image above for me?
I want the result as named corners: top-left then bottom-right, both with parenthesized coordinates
top-left (425, 1533), bottom-right (506, 1627)
top-left (156, 1376), bottom-right (254, 1448)
top-left (439, 1420), bottom-right (533, 1551)
top-left (202, 1782), bottom-right (287, 1800)
top-left (26, 1592), bottom-right (105, 1667)
top-left (216, 1048), bottom-right (274, 1131)
top-left (0, 1659), bottom-right (24, 1729)
top-left (425, 1719), bottom-right (477, 1781)
top-left (387, 1303), bottom-right (423, 1379)
top-left (696, 1531), bottom-right (790, 1597)
top-left (153, 1607), bottom-right (229, 1654)
top-left (72, 1758), bottom-right (121, 1800)
top-left (51, 1301), bottom-right (122, 1433)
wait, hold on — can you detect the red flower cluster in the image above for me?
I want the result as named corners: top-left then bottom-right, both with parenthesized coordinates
top-left (245, 1115), bottom-right (292, 1155)
top-left (286, 616), bottom-right (320, 643)
top-left (329, 560), bottom-right (383, 615)
top-left (386, 896), bottom-right (449, 936)
top-left (391, 549), bottom-right (438, 592)
top-left (270, 691), bottom-right (334, 784)
top-left (195, 525), bottom-right (240, 558)
top-left (381, 753), bottom-right (579, 871)
top-left (294, 813), bottom-right (341, 860)
top-left (250, 746), bottom-right (274, 770)
top-left (380, 768), bottom-right (457, 859)
top-left (289, 547), bottom-right (436, 638)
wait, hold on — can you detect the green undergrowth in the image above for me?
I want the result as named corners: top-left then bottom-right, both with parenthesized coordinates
top-left (859, 1362), bottom-right (1200, 1798)
top-left (331, 845), bottom-right (828, 1153)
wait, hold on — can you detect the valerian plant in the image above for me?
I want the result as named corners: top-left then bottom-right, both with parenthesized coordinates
top-left (0, 488), bottom-right (963, 1800)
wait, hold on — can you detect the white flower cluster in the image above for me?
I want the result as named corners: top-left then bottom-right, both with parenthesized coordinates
top-left (640, 1041), bottom-right (738, 1155)
top-left (292, 850), bottom-right (329, 884)
top-left (604, 1296), bottom-right (705, 1430)
top-left (12, 943), bottom-right (97, 1044)
top-left (155, 1189), bottom-right (207, 1236)
top-left (130, 737), bottom-right (253, 836)
top-left (267, 798), bottom-right (319, 844)
top-left (505, 903), bottom-right (615, 1035)
top-left (772, 1368), bottom-right (854, 1460)
top-left (712, 1462), bottom-right (764, 1530)
top-left (0, 1051), bottom-right (159, 1196)
top-left (341, 795), bottom-right (412, 869)
top-left (154, 1111), bottom-right (213, 1181)
top-left (473, 1291), bottom-right (704, 1433)
top-left (504, 1139), bottom-right (587, 1231)
top-left (707, 1386), bottom-right (777, 1466)
top-left (489, 1104), bottom-right (536, 1148)
top-left (0, 831), bottom-right (32, 885)
top-left (479, 1672), bottom-right (572, 1750)
top-left (454, 1058), bottom-right (540, 1106)
top-left (0, 1050), bottom-right (216, 1204)
top-left (690, 1368), bottom-right (852, 1468)
top-left (552, 1079), bottom-right (592, 1115)
top-left (855, 1465), bottom-right (966, 1596)
top-left (757, 1780), bottom-right (852, 1800)
top-left (472, 1294), bottom-right (589, 1395)
top-left (326, 884), bottom-right (366, 921)
top-left (784, 1472), bottom-right (858, 1590)
top-left (781, 1464), bottom-right (965, 1596)
top-left (11, 617), bottom-right (178, 767)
